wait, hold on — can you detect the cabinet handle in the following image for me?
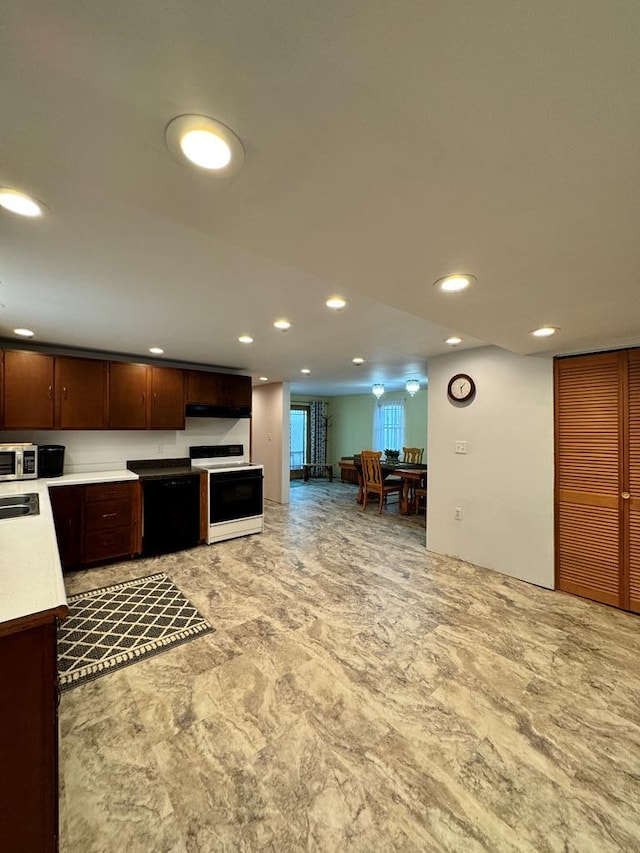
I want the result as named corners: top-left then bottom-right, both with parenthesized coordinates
top-left (622, 492), bottom-right (631, 500)
top-left (48, 385), bottom-right (52, 399)
top-left (63, 386), bottom-right (68, 400)
top-left (102, 512), bottom-right (117, 518)
top-left (142, 392), bottom-right (146, 402)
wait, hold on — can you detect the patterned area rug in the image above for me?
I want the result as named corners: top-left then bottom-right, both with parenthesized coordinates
top-left (58, 572), bottom-right (213, 691)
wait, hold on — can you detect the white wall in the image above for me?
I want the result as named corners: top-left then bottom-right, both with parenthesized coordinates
top-left (251, 382), bottom-right (290, 504)
top-left (1, 418), bottom-right (250, 472)
top-left (427, 346), bottom-right (554, 588)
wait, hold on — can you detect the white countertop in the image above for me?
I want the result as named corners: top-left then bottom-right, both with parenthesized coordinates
top-left (0, 470), bottom-right (140, 629)
top-left (45, 469), bottom-right (139, 487)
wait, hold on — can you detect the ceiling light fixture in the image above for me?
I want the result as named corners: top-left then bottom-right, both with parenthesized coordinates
top-left (14, 328), bottom-right (35, 337)
top-left (300, 368), bottom-right (311, 375)
top-left (372, 383), bottom-right (385, 399)
top-left (259, 376), bottom-right (269, 381)
top-left (326, 296), bottom-right (348, 310)
top-left (238, 335), bottom-right (253, 344)
top-left (405, 379), bottom-right (420, 397)
top-left (273, 319), bottom-right (291, 330)
top-left (434, 274), bottom-right (476, 293)
top-left (165, 115), bottom-right (245, 175)
top-left (149, 346), bottom-right (164, 355)
top-left (446, 336), bottom-right (462, 346)
top-left (531, 326), bottom-right (558, 338)
top-left (0, 189), bottom-right (44, 217)
top-left (352, 356), bottom-right (365, 365)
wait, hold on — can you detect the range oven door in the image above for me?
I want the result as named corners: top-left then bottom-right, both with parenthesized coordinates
top-left (209, 468), bottom-right (263, 524)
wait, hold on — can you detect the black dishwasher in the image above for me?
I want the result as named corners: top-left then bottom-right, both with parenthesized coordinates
top-left (141, 474), bottom-right (200, 557)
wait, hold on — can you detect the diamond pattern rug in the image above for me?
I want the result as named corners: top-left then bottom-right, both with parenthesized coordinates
top-left (58, 572), bottom-right (214, 691)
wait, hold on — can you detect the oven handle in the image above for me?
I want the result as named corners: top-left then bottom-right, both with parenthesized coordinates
top-left (209, 471), bottom-right (263, 485)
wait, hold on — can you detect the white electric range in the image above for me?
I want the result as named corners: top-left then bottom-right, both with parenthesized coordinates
top-left (189, 444), bottom-right (264, 544)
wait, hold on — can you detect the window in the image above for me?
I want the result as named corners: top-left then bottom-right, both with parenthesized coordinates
top-left (290, 406), bottom-right (309, 470)
top-left (372, 400), bottom-right (405, 452)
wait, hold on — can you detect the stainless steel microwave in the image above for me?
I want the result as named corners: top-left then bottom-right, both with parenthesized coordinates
top-left (0, 443), bottom-right (38, 481)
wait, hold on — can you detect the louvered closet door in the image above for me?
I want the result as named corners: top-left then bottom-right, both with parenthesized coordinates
top-left (555, 353), bottom-right (622, 607)
top-left (628, 351), bottom-right (640, 613)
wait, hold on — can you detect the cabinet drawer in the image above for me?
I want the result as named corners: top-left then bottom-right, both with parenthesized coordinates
top-left (85, 481), bottom-right (133, 502)
top-left (84, 498), bottom-right (132, 531)
top-left (84, 526), bottom-right (133, 563)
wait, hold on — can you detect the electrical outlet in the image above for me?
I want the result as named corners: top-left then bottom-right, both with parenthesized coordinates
top-left (455, 441), bottom-right (467, 454)
top-left (454, 507), bottom-right (462, 520)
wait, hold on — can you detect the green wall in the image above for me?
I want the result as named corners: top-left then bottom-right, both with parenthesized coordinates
top-left (329, 390), bottom-right (428, 463)
top-left (290, 390), bottom-right (428, 465)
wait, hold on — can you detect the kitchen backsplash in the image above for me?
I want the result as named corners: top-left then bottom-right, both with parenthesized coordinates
top-left (1, 418), bottom-right (251, 473)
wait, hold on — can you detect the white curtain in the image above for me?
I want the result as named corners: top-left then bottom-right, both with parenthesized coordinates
top-left (372, 399), bottom-right (405, 452)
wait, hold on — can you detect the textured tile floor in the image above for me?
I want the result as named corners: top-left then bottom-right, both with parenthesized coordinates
top-left (59, 481), bottom-right (640, 852)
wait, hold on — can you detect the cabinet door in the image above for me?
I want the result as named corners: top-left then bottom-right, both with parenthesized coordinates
top-left (108, 362), bottom-right (148, 429)
top-left (0, 621), bottom-right (59, 853)
top-left (56, 357), bottom-right (107, 429)
top-left (150, 367), bottom-right (185, 429)
top-left (49, 485), bottom-right (83, 570)
top-left (222, 373), bottom-right (252, 408)
top-left (3, 350), bottom-right (55, 428)
top-left (186, 370), bottom-right (219, 405)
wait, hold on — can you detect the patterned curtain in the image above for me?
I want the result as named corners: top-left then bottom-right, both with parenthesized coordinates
top-left (309, 401), bottom-right (328, 467)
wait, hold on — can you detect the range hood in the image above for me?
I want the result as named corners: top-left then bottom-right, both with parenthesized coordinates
top-left (185, 403), bottom-right (251, 419)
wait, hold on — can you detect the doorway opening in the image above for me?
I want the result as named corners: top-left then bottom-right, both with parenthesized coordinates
top-left (290, 405), bottom-right (309, 479)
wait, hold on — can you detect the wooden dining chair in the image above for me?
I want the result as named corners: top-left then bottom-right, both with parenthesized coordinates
top-left (415, 484), bottom-right (427, 513)
top-left (361, 450), bottom-right (403, 514)
top-left (402, 447), bottom-right (424, 464)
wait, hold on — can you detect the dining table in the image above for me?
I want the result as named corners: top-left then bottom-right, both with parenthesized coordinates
top-left (349, 455), bottom-right (428, 515)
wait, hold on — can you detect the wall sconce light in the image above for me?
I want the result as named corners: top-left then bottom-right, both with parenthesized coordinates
top-left (405, 378), bottom-right (420, 397)
top-left (372, 383), bottom-right (385, 399)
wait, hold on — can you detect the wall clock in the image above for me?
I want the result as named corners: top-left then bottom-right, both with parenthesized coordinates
top-left (447, 373), bottom-right (476, 403)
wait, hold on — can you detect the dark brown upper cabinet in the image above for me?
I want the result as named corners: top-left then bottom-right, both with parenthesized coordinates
top-left (149, 366), bottom-right (185, 430)
top-left (220, 373), bottom-right (252, 408)
top-left (187, 370), bottom-right (252, 408)
top-left (55, 357), bottom-right (107, 429)
top-left (186, 370), bottom-right (218, 405)
top-left (2, 350), bottom-right (55, 429)
top-left (108, 362), bottom-right (148, 429)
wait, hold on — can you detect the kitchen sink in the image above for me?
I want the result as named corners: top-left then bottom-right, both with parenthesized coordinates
top-left (0, 492), bottom-right (40, 519)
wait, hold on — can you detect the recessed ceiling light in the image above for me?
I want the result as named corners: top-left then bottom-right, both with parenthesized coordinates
top-left (165, 115), bottom-right (244, 175)
top-left (238, 335), bottom-right (254, 344)
top-left (445, 336), bottom-right (462, 346)
top-left (300, 368), bottom-right (311, 374)
top-left (0, 189), bottom-right (44, 217)
top-left (326, 296), bottom-right (348, 310)
top-left (352, 356), bottom-right (365, 365)
top-left (274, 319), bottom-right (291, 330)
top-left (149, 346), bottom-right (164, 355)
top-left (434, 274), bottom-right (476, 293)
top-left (530, 326), bottom-right (558, 338)
top-left (259, 376), bottom-right (269, 381)
top-left (14, 328), bottom-right (34, 337)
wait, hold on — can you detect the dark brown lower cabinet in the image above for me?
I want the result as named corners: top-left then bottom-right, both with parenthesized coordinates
top-left (555, 348), bottom-right (640, 613)
top-left (0, 616), bottom-right (63, 853)
top-left (50, 481), bottom-right (142, 570)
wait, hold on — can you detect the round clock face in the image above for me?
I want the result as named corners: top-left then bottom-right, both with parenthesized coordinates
top-left (447, 373), bottom-right (476, 402)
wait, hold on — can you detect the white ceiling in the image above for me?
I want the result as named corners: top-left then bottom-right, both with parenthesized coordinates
top-left (1, 0), bottom-right (639, 396)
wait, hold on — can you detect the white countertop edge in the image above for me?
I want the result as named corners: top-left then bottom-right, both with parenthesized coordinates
top-left (45, 469), bottom-right (140, 487)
